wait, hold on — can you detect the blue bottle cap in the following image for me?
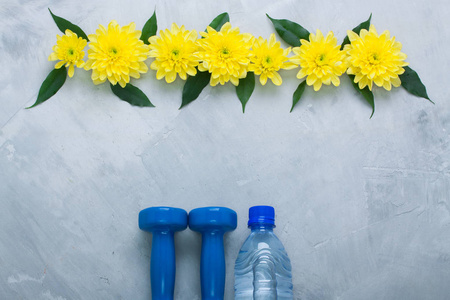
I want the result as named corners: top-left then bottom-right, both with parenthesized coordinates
top-left (248, 205), bottom-right (275, 226)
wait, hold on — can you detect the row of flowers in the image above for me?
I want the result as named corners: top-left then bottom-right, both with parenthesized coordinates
top-left (32, 9), bottom-right (432, 117)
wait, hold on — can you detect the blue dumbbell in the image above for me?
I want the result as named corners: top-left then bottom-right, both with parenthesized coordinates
top-left (139, 207), bottom-right (188, 300)
top-left (189, 207), bottom-right (237, 300)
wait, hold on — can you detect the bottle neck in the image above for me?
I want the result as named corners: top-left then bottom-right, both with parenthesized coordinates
top-left (249, 223), bottom-right (275, 231)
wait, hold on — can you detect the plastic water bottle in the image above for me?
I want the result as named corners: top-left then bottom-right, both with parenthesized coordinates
top-left (234, 206), bottom-right (293, 299)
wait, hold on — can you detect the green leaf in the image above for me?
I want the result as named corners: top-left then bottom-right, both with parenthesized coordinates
top-left (48, 8), bottom-right (88, 40)
top-left (110, 83), bottom-right (154, 107)
top-left (27, 67), bottom-right (67, 109)
top-left (266, 14), bottom-right (310, 46)
top-left (399, 66), bottom-right (433, 103)
top-left (141, 9), bottom-right (157, 44)
top-left (290, 81), bottom-right (307, 112)
top-left (348, 74), bottom-right (375, 118)
top-left (180, 71), bottom-right (211, 109)
top-left (208, 12), bottom-right (229, 31)
top-left (236, 72), bottom-right (255, 113)
top-left (179, 13), bottom-right (228, 109)
top-left (341, 13), bottom-right (372, 50)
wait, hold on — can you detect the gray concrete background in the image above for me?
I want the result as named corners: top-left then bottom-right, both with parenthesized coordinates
top-left (1, 0), bottom-right (449, 299)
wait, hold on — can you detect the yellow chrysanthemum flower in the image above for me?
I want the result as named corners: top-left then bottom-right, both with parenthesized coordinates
top-left (197, 22), bottom-right (253, 86)
top-left (84, 20), bottom-right (149, 88)
top-left (290, 30), bottom-right (347, 91)
top-left (248, 34), bottom-right (296, 86)
top-left (48, 29), bottom-right (87, 78)
top-left (148, 23), bottom-right (199, 83)
top-left (344, 24), bottom-right (408, 91)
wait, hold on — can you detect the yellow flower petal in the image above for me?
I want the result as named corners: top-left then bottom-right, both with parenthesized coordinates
top-left (156, 68), bottom-right (166, 80)
top-left (271, 72), bottom-right (282, 86)
top-left (210, 75), bottom-right (220, 86)
top-left (297, 68), bottom-right (307, 79)
top-left (118, 79), bottom-right (127, 88)
top-left (68, 64), bottom-right (75, 77)
top-left (391, 76), bottom-right (401, 87)
top-left (166, 70), bottom-right (177, 83)
top-left (290, 30), bottom-right (347, 92)
top-left (260, 73), bottom-right (268, 85)
top-left (374, 76), bottom-right (384, 87)
top-left (283, 62), bottom-right (297, 70)
top-left (230, 76), bottom-right (239, 86)
top-left (85, 20), bottom-right (149, 86)
top-left (331, 75), bottom-right (340, 87)
top-left (221, 22), bottom-right (232, 32)
top-left (248, 34), bottom-right (291, 86)
top-left (197, 22), bottom-right (252, 86)
top-left (48, 52), bottom-right (58, 61)
top-left (347, 30), bottom-right (359, 43)
top-left (148, 23), bottom-right (199, 83)
top-left (148, 36), bottom-right (158, 44)
top-left (55, 61), bottom-right (65, 69)
top-left (313, 80), bottom-right (322, 91)
top-left (49, 29), bottom-right (86, 77)
top-left (345, 24), bottom-right (408, 91)
top-left (93, 77), bottom-right (105, 85)
top-left (322, 75), bottom-right (331, 85)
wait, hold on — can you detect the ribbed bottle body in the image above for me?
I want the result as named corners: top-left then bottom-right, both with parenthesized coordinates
top-left (235, 228), bottom-right (293, 300)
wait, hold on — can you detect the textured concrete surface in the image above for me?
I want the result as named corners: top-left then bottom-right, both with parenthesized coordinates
top-left (1, 0), bottom-right (449, 299)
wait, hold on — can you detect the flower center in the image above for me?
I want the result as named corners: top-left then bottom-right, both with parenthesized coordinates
top-left (368, 53), bottom-right (380, 65)
top-left (171, 49), bottom-right (180, 60)
top-left (315, 53), bottom-right (327, 66)
top-left (65, 48), bottom-right (78, 62)
top-left (316, 53), bottom-right (328, 66)
top-left (109, 47), bottom-right (119, 56)
top-left (261, 56), bottom-right (274, 70)
top-left (220, 47), bottom-right (230, 59)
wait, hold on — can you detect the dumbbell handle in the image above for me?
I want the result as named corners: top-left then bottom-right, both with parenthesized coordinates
top-left (200, 230), bottom-right (226, 300)
top-left (151, 230), bottom-right (176, 300)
